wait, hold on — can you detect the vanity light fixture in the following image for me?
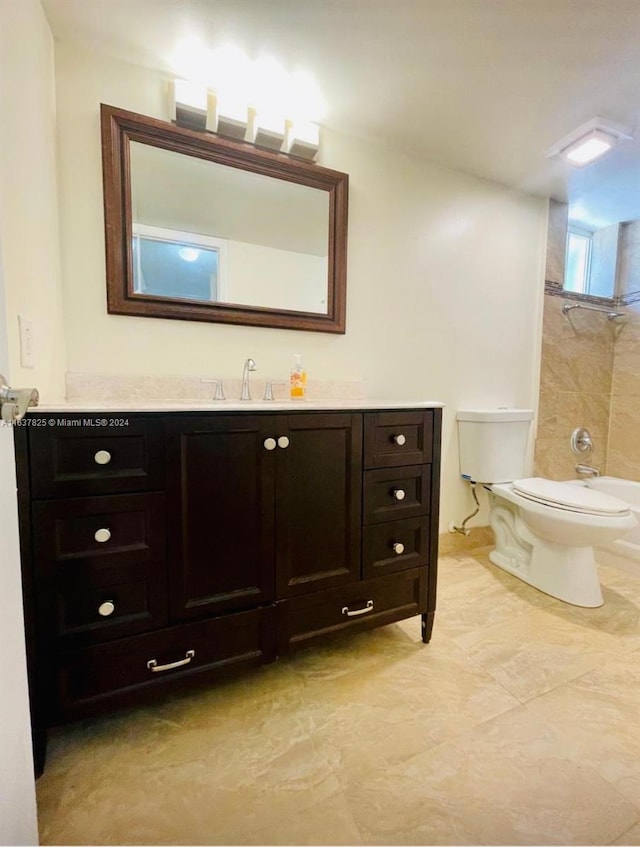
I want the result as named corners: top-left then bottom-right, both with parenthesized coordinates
top-left (251, 111), bottom-right (287, 151)
top-left (545, 117), bottom-right (634, 167)
top-left (209, 92), bottom-right (249, 141)
top-left (168, 78), bottom-right (320, 160)
top-left (284, 121), bottom-right (320, 160)
top-left (170, 79), bottom-right (210, 131)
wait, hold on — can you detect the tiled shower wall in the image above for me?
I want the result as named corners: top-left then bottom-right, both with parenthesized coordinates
top-left (535, 201), bottom-right (640, 481)
top-left (535, 294), bottom-right (615, 479)
top-left (608, 308), bottom-right (640, 478)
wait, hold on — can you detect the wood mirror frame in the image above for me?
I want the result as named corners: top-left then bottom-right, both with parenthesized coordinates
top-left (101, 104), bottom-right (349, 333)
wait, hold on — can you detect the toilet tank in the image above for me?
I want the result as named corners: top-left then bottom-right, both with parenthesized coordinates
top-left (456, 409), bottom-right (534, 483)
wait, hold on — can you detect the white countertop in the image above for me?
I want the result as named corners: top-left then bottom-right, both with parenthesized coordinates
top-left (29, 399), bottom-right (444, 413)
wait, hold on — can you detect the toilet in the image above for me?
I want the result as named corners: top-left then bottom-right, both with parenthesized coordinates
top-left (456, 409), bottom-right (637, 607)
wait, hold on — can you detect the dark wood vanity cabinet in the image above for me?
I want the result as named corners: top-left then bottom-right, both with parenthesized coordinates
top-left (16, 406), bottom-right (441, 770)
top-left (165, 412), bottom-right (362, 621)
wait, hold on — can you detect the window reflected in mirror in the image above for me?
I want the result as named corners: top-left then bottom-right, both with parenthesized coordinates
top-left (565, 227), bottom-right (591, 295)
top-left (132, 225), bottom-right (227, 302)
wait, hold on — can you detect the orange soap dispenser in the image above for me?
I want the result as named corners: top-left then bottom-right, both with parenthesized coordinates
top-left (290, 353), bottom-right (307, 399)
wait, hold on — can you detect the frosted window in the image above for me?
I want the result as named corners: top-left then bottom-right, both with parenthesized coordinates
top-left (565, 230), bottom-right (592, 294)
top-left (131, 225), bottom-right (227, 303)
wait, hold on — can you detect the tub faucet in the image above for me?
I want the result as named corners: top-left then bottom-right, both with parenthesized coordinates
top-left (576, 463), bottom-right (600, 477)
top-left (240, 358), bottom-right (257, 400)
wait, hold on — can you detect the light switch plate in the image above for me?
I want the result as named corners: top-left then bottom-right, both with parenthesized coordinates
top-left (18, 314), bottom-right (35, 368)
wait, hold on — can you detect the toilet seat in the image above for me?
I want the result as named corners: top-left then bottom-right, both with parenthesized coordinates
top-left (511, 478), bottom-right (630, 516)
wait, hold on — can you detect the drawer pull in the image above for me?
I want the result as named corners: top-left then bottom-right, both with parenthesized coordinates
top-left (393, 434), bottom-right (406, 446)
top-left (147, 649), bottom-right (195, 673)
top-left (94, 527), bottom-right (111, 543)
top-left (392, 542), bottom-right (405, 555)
top-left (392, 488), bottom-right (406, 501)
top-left (98, 600), bottom-right (115, 617)
top-left (277, 436), bottom-right (290, 449)
top-left (94, 449), bottom-right (112, 465)
top-left (342, 600), bottom-right (374, 617)
top-left (264, 437), bottom-right (277, 451)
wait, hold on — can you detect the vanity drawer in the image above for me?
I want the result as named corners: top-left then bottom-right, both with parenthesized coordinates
top-left (363, 465), bottom-right (430, 524)
top-left (364, 410), bottom-right (433, 469)
top-left (56, 605), bottom-right (276, 719)
top-left (32, 493), bottom-right (166, 565)
top-left (29, 417), bottom-right (164, 498)
top-left (33, 493), bottom-right (167, 643)
top-left (278, 568), bottom-right (427, 650)
top-left (55, 574), bottom-right (166, 644)
top-left (363, 516), bottom-right (429, 578)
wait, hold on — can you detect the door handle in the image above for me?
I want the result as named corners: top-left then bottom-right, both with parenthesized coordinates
top-left (0, 374), bottom-right (39, 423)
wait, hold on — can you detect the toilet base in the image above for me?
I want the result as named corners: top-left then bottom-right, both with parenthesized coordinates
top-left (490, 500), bottom-right (604, 607)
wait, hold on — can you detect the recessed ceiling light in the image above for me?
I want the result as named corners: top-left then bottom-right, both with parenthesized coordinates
top-left (545, 117), bottom-right (634, 167)
top-left (178, 247), bottom-right (200, 262)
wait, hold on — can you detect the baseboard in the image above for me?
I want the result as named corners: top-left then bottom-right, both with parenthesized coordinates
top-left (438, 525), bottom-right (495, 556)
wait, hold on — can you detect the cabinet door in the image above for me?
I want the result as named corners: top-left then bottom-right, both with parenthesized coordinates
top-left (166, 416), bottom-right (276, 620)
top-left (275, 413), bottom-right (362, 598)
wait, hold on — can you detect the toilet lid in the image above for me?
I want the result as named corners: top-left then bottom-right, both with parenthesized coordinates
top-left (512, 478), bottom-right (630, 515)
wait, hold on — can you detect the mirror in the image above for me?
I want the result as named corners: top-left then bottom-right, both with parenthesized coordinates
top-left (101, 105), bottom-right (348, 333)
top-left (550, 135), bottom-right (640, 302)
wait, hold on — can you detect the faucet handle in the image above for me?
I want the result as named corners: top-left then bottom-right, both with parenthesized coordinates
top-left (201, 379), bottom-right (225, 401)
top-left (571, 426), bottom-right (592, 454)
top-left (263, 381), bottom-right (286, 401)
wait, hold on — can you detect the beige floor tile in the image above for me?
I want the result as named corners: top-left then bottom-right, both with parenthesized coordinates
top-left (435, 555), bottom-right (555, 642)
top-left (454, 602), bottom-right (628, 702)
top-left (39, 703), bottom-right (352, 845)
top-left (340, 721), bottom-right (640, 846)
top-left (547, 570), bottom-right (640, 647)
top-left (518, 648), bottom-right (640, 807)
top-left (295, 628), bottom-right (519, 782)
top-left (41, 758), bottom-right (362, 846)
top-left (43, 661), bottom-right (315, 783)
top-left (600, 564), bottom-right (640, 604)
top-left (612, 818), bottom-right (640, 844)
top-left (437, 553), bottom-right (500, 588)
top-left (36, 555), bottom-right (640, 846)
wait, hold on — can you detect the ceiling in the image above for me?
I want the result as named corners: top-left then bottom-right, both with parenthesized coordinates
top-left (41, 0), bottom-right (640, 228)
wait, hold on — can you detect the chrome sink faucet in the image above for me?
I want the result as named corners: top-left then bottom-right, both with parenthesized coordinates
top-left (240, 358), bottom-right (257, 400)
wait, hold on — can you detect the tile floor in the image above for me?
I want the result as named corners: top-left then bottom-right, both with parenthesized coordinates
top-left (36, 551), bottom-right (640, 845)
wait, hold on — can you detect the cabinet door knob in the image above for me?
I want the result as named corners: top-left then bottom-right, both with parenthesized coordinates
top-left (94, 449), bottom-right (112, 465)
top-left (392, 488), bottom-right (406, 501)
top-left (263, 437), bottom-right (277, 451)
top-left (392, 542), bottom-right (405, 555)
top-left (98, 600), bottom-right (115, 617)
top-left (277, 436), bottom-right (290, 449)
top-left (393, 434), bottom-right (406, 446)
top-left (94, 528), bottom-right (111, 543)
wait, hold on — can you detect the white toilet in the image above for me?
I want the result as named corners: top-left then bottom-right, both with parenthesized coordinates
top-left (456, 409), bottom-right (637, 607)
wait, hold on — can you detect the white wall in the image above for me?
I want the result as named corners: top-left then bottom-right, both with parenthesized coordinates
top-left (0, 2), bottom-right (53, 841)
top-left (0, 242), bottom-right (38, 847)
top-left (590, 223), bottom-right (620, 298)
top-left (618, 219), bottom-right (640, 297)
top-left (54, 42), bottom-right (547, 532)
top-left (228, 242), bottom-right (327, 312)
top-left (0, 0), bottom-right (66, 399)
